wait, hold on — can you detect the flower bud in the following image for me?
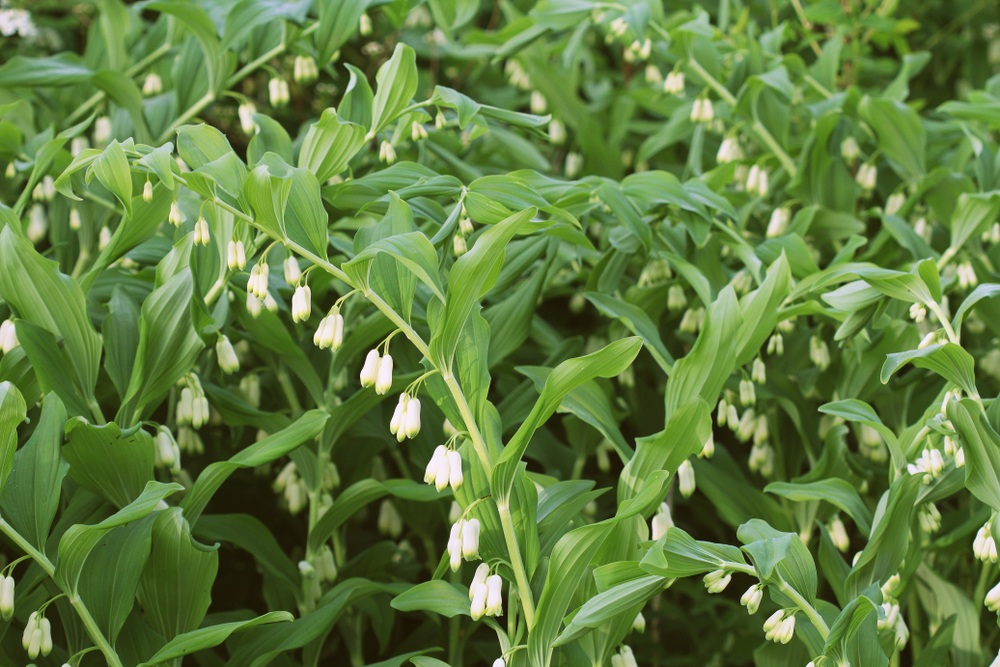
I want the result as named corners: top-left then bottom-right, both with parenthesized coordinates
top-left (294, 55), bottom-right (319, 84)
top-left (766, 207), bottom-right (790, 238)
top-left (143, 180), bottom-right (154, 202)
top-left (379, 141), bottom-right (397, 164)
top-left (22, 611), bottom-right (37, 650)
top-left (470, 580), bottom-right (488, 619)
top-left (0, 576), bottom-right (14, 621)
top-left (717, 136), bottom-right (743, 163)
top-left (269, 77), bottom-right (290, 107)
top-left (448, 521), bottom-right (463, 572)
top-left (403, 397), bottom-right (422, 440)
top-left (856, 162), bottom-right (877, 191)
top-left (359, 12), bottom-right (372, 35)
top-left (703, 569), bottom-right (732, 594)
top-left (360, 350), bottom-right (381, 388)
top-left (663, 71), bottom-right (685, 95)
top-left (827, 514), bottom-right (850, 552)
top-left (390, 394), bottom-right (408, 437)
top-left (699, 432), bottom-right (715, 459)
top-left (154, 428), bottom-right (179, 470)
top-left (216, 335), bottom-right (240, 374)
top-left (841, 136), bottom-right (861, 162)
top-left (143, 73), bottom-right (163, 96)
top-left (565, 152), bottom-right (583, 178)
top-left (651, 502), bottom-right (674, 540)
top-left (548, 119), bottom-right (567, 145)
top-left (987, 581), bottom-right (1000, 613)
top-left (740, 379), bottom-right (756, 407)
top-left (492, 659), bottom-right (506, 667)
top-left (461, 517), bottom-right (480, 559)
top-left (667, 285), bottom-right (687, 311)
top-left (741, 583), bottom-right (763, 614)
top-left (447, 450), bottom-right (463, 491)
top-left (238, 102), bottom-right (257, 135)
top-left (193, 216), bottom-right (210, 246)
top-left (169, 201), bottom-right (184, 226)
top-left (885, 191), bottom-right (905, 216)
top-left (470, 563), bottom-right (490, 600)
top-left (94, 116), bottom-right (112, 144)
top-left (0, 319), bottom-right (19, 354)
top-left (485, 574), bottom-right (503, 616)
top-left (453, 234), bottom-right (468, 256)
top-left (677, 459), bottom-right (695, 498)
top-left (430, 449), bottom-right (450, 492)
top-left (292, 285), bottom-right (312, 322)
top-left (227, 240), bottom-right (246, 271)
top-left (69, 206), bottom-right (82, 230)
top-left (375, 353), bottom-right (393, 395)
top-left (378, 499), bottom-right (403, 538)
top-left (746, 164), bottom-right (769, 197)
top-left (425, 445), bottom-right (448, 485)
top-left (26, 205), bottom-right (47, 243)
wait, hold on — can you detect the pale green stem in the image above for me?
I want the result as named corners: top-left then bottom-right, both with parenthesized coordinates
top-left (158, 23), bottom-right (320, 144)
top-left (497, 502), bottom-right (536, 629)
top-left (0, 519), bottom-right (123, 667)
top-left (65, 41), bottom-right (174, 127)
top-left (778, 580), bottom-right (829, 641)
top-left (684, 58), bottom-right (798, 177)
top-left (926, 300), bottom-right (960, 346)
top-left (173, 175), bottom-right (537, 636)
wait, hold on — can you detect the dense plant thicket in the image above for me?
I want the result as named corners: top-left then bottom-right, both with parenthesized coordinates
top-left (1, 0), bottom-right (1000, 666)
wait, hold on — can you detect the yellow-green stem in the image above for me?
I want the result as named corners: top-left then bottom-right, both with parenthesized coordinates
top-left (497, 502), bottom-right (536, 629)
top-left (778, 580), bottom-right (829, 641)
top-left (0, 519), bottom-right (123, 667)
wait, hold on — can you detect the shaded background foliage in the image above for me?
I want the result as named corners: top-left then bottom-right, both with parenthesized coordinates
top-left (0, 0), bottom-right (999, 666)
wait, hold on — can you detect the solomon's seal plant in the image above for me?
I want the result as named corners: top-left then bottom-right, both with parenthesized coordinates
top-left (0, 0), bottom-right (999, 665)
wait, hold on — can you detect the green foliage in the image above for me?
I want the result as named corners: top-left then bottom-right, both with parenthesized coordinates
top-left (0, 0), bottom-right (999, 666)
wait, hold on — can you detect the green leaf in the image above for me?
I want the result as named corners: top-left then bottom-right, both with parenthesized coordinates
top-left (138, 611), bottom-right (294, 666)
top-left (344, 231), bottom-right (446, 303)
top-left (244, 153), bottom-right (293, 240)
top-left (734, 253), bottom-right (791, 366)
top-left (947, 191), bottom-right (1000, 253)
top-left (492, 337), bottom-right (642, 503)
top-left (55, 480), bottom-right (184, 593)
top-left (584, 292), bottom-right (674, 373)
top-left (177, 125), bottom-right (237, 171)
top-left (370, 43), bottom-right (419, 137)
top-left (858, 96), bottom-right (925, 179)
top-left (663, 287), bottom-right (742, 421)
top-left (528, 469), bottom-right (672, 667)
top-left (554, 574), bottom-right (666, 646)
top-left (298, 108), bottom-right (366, 183)
top-left (0, 383), bottom-right (28, 494)
top-left (91, 140), bottom-right (134, 216)
top-left (766, 479), bottom-right (873, 534)
top-left (313, 0), bottom-right (368, 66)
top-left (13, 320), bottom-right (94, 418)
top-left (0, 394), bottom-right (67, 548)
top-left (430, 207), bottom-right (535, 368)
top-left (0, 53), bottom-right (93, 87)
top-left (63, 418), bottom-right (155, 508)
top-left (77, 516), bottom-right (156, 643)
top-left (845, 474), bottom-right (922, 597)
top-left (949, 399), bottom-right (1000, 510)
top-left (640, 526), bottom-right (747, 578)
top-left (391, 580), bottom-right (472, 618)
top-left (880, 343), bottom-right (978, 397)
top-left (137, 507), bottom-right (219, 639)
top-left (119, 270), bottom-right (205, 424)
top-left (818, 399), bottom-right (904, 473)
top-left (181, 410), bottom-right (329, 525)
top-left (738, 519), bottom-right (818, 604)
top-left (952, 283), bottom-right (1000, 332)
top-left (619, 399), bottom-right (710, 501)
top-left (0, 227), bottom-right (102, 406)
top-left (427, 0), bottom-right (480, 31)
